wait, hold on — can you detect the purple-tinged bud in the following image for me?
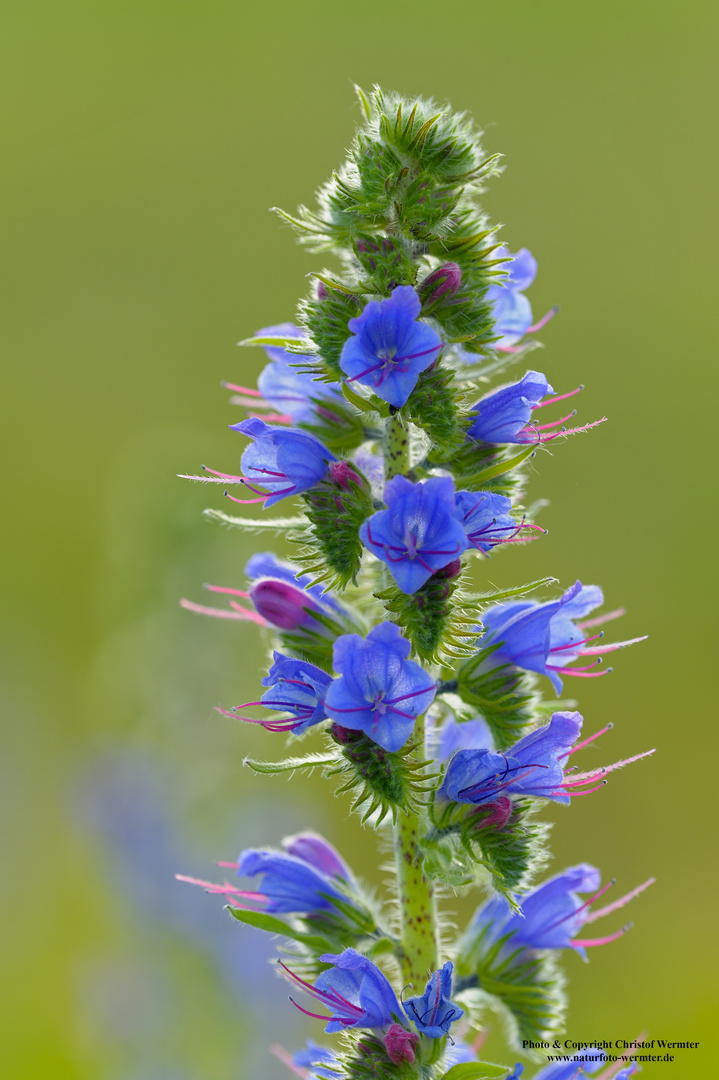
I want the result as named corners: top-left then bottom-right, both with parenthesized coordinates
top-left (330, 722), bottom-right (358, 745)
top-left (472, 796), bottom-right (513, 830)
top-left (283, 832), bottom-right (350, 880)
top-left (417, 262), bottom-right (462, 309)
top-left (248, 578), bottom-right (323, 631)
top-left (317, 281), bottom-right (329, 301)
top-left (329, 460), bottom-right (365, 491)
top-left (432, 557), bottom-right (463, 581)
top-left (384, 1025), bottom-right (419, 1065)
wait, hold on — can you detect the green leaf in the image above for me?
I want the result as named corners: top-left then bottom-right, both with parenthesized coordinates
top-left (226, 906), bottom-right (332, 952)
top-left (202, 509), bottom-right (305, 530)
top-left (460, 441), bottom-right (538, 487)
top-left (468, 577), bottom-right (557, 605)
top-left (440, 1062), bottom-right (510, 1080)
top-left (237, 334), bottom-right (308, 348)
top-left (243, 752), bottom-right (338, 775)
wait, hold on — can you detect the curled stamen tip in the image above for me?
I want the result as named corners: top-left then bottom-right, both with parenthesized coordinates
top-left (571, 409), bottom-right (577, 417)
top-left (610, 877), bottom-right (617, 885)
top-left (606, 721), bottom-right (614, 728)
top-left (623, 921), bottom-right (633, 932)
top-left (579, 383), bottom-right (585, 390)
top-left (224, 490), bottom-right (229, 497)
top-left (607, 666), bottom-right (614, 673)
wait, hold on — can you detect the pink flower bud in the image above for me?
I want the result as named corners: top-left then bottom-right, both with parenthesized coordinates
top-left (473, 796), bottom-right (513, 830)
top-left (248, 578), bottom-right (321, 631)
top-left (384, 1024), bottom-right (419, 1065)
top-left (418, 262), bottom-right (462, 308)
top-left (317, 281), bottom-right (329, 300)
top-left (432, 558), bottom-right (463, 581)
top-left (329, 460), bottom-right (364, 491)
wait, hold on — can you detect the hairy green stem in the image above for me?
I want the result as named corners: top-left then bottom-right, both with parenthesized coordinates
top-left (393, 714), bottom-right (439, 988)
top-left (382, 411), bottom-right (410, 478)
top-left (384, 412), bottom-right (439, 988)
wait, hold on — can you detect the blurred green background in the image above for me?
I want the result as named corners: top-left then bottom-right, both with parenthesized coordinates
top-left (1, 1), bottom-right (716, 1077)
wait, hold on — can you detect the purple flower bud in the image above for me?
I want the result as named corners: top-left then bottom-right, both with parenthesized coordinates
top-left (472, 796), bottom-right (513, 830)
top-left (417, 262), bottom-right (462, 308)
top-left (384, 1024), bottom-right (419, 1065)
top-left (432, 557), bottom-right (463, 580)
top-left (283, 832), bottom-right (350, 880)
top-left (248, 578), bottom-right (325, 631)
top-left (316, 281), bottom-right (329, 300)
top-left (329, 459), bottom-right (365, 491)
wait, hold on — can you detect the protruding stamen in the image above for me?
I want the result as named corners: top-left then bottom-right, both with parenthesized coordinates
top-left (584, 877), bottom-right (656, 923)
top-left (525, 305), bottom-right (559, 334)
top-left (580, 635), bottom-right (648, 655)
top-left (559, 723), bottom-right (613, 757)
top-left (222, 381), bottom-right (263, 396)
top-left (204, 583), bottom-right (251, 598)
top-left (534, 383), bottom-right (583, 408)
top-left (532, 410), bottom-right (578, 432)
top-left (573, 923), bottom-right (632, 948)
top-left (549, 632), bottom-right (604, 654)
top-left (576, 607), bottom-right (625, 629)
top-left (180, 598), bottom-right (265, 625)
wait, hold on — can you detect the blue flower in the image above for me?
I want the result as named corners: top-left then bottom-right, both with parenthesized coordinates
top-left (403, 961), bottom-right (464, 1038)
top-left (466, 370), bottom-right (601, 445)
top-left (250, 652), bottom-right (332, 734)
top-left (360, 476), bottom-right (469, 594)
top-left (478, 579), bottom-right (646, 694)
top-left (466, 864), bottom-right (653, 961)
top-left (440, 712), bottom-right (583, 806)
top-left (455, 489), bottom-right (526, 553)
top-left (291, 1040), bottom-right (339, 1080)
top-left (339, 286), bottom-right (443, 407)
top-left (532, 1049), bottom-right (606, 1079)
top-left (282, 948), bottom-right (403, 1033)
top-left (229, 417), bottom-right (335, 507)
top-left (434, 715), bottom-right (495, 761)
top-left (256, 322), bottom-right (343, 424)
top-left (487, 247), bottom-right (538, 348)
top-left (324, 623), bottom-right (436, 752)
top-left (237, 844), bottom-right (348, 916)
top-left (467, 370), bottom-right (552, 444)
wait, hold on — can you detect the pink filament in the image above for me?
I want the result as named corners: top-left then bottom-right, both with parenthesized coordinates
top-left (180, 598), bottom-right (264, 624)
top-left (249, 411), bottom-right (293, 424)
top-left (534, 383), bottom-right (583, 408)
top-left (225, 492), bottom-right (270, 505)
top-left (560, 724), bottom-right (613, 757)
top-left (269, 1045), bottom-right (309, 1079)
top-left (525, 306), bottom-right (559, 334)
top-left (222, 381), bottom-right (263, 396)
top-left (549, 632), bottom-right (604, 654)
top-left (573, 926), bottom-right (630, 948)
top-left (576, 607), bottom-right (625, 629)
top-left (204, 584), bottom-right (251, 598)
top-left (584, 878), bottom-right (656, 923)
top-left (580, 635), bottom-right (648, 655)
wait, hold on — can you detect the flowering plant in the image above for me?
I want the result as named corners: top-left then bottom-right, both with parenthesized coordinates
top-left (179, 87), bottom-right (654, 1079)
